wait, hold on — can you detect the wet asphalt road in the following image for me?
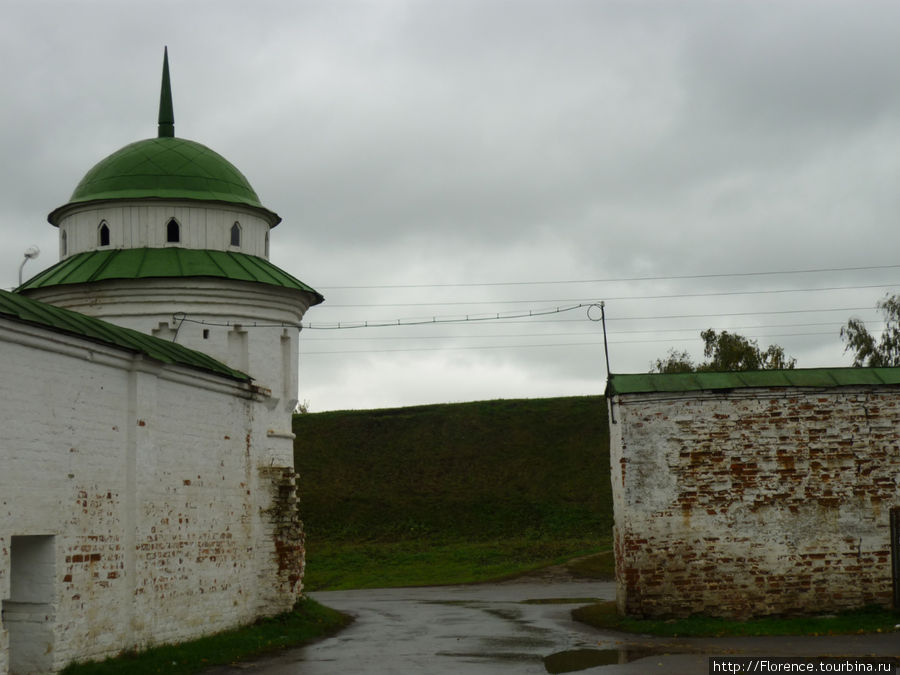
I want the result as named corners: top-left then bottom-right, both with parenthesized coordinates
top-left (208, 581), bottom-right (614, 674)
top-left (206, 581), bottom-right (899, 674)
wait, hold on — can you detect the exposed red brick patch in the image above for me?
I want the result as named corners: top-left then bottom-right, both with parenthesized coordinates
top-left (613, 386), bottom-right (900, 619)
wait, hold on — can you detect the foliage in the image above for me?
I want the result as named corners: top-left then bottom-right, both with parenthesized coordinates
top-left (61, 598), bottom-right (352, 675)
top-left (652, 349), bottom-right (698, 373)
top-left (652, 349), bottom-right (696, 373)
top-left (572, 601), bottom-right (900, 638)
top-left (652, 329), bottom-right (796, 373)
top-left (841, 294), bottom-right (900, 367)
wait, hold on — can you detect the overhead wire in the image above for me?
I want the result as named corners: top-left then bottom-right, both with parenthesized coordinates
top-left (301, 320), bottom-right (884, 342)
top-left (301, 331), bottom-right (861, 356)
top-left (316, 263), bottom-right (900, 290)
top-left (317, 281), bottom-right (900, 309)
top-left (302, 302), bottom-right (594, 329)
top-left (303, 304), bottom-right (879, 330)
top-left (295, 263), bottom-right (898, 359)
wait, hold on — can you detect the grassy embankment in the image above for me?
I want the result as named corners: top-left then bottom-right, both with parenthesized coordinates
top-left (292, 395), bottom-right (612, 590)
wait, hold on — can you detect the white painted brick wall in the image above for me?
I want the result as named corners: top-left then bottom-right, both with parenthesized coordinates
top-left (24, 279), bottom-right (310, 420)
top-left (0, 317), bottom-right (302, 674)
top-left (611, 386), bottom-right (900, 619)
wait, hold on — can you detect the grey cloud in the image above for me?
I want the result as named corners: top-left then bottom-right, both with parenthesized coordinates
top-left (4, 1), bottom-right (900, 408)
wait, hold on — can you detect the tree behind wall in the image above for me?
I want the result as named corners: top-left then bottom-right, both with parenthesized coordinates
top-left (652, 329), bottom-right (796, 373)
top-left (841, 294), bottom-right (900, 367)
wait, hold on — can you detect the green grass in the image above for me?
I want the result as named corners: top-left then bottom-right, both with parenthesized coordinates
top-left (293, 396), bottom-right (612, 591)
top-left (303, 538), bottom-right (609, 590)
top-left (61, 598), bottom-right (352, 675)
top-left (293, 396), bottom-right (611, 543)
top-left (565, 550), bottom-right (615, 580)
top-left (572, 601), bottom-right (900, 638)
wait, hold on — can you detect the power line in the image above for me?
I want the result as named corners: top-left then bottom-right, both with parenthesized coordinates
top-left (316, 281), bottom-right (900, 309)
top-left (302, 342), bottom-right (604, 355)
top-left (434, 305), bottom-right (878, 325)
top-left (164, 303), bottom-right (880, 333)
top-left (300, 330), bottom-right (846, 356)
top-left (303, 302), bottom-right (596, 329)
top-left (300, 320), bottom-right (884, 342)
top-left (316, 263), bottom-right (900, 290)
top-left (587, 306), bottom-right (875, 322)
top-left (303, 304), bottom-right (879, 331)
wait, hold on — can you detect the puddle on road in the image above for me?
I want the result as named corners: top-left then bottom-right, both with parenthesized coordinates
top-left (437, 650), bottom-right (541, 664)
top-left (521, 598), bottom-right (602, 605)
top-left (482, 635), bottom-right (558, 650)
top-left (543, 647), bottom-right (659, 673)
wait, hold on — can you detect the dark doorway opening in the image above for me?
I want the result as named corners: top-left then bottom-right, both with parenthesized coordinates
top-left (2, 535), bottom-right (56, 673)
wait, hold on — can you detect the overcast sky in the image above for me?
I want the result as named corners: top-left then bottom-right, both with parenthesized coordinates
top-left (4, 1), bottom-right (900, 411)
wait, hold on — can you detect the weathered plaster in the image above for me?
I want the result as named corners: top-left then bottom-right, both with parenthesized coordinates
top-left (610, 387), bottom-right (900, 619)
top-left (0, 316), bottom-right (303, 673)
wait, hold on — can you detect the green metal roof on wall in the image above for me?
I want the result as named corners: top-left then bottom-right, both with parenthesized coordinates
top-left (606, 367), bottom-right (900, 396)
top-left (18, 248), bottom-right (324, 305)
top-left (0, 289), bottom-right (249, 381)
top-left (48, 137), bottom-right (280, 225)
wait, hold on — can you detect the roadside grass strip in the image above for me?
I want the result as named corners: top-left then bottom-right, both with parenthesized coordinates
top-left (61, 598), bottom-right (352, 675)
top-left (572, 601), bottom-right (900, 638)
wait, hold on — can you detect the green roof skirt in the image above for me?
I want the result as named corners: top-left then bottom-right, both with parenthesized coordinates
top-left (0, 289), bottom-right (249, 381)
top-left (607, 368), bottom-right (900, 396)
top-left (18, 248), bottom-right (324, 304)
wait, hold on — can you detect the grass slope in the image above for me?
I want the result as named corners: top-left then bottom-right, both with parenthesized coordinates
top-left (293, 396), bottom-right (610, 541)
top-left (292, 396), bottom-right (611, 589)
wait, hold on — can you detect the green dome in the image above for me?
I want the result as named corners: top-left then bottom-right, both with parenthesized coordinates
top-left (49, 136), bottom-right (280, 225)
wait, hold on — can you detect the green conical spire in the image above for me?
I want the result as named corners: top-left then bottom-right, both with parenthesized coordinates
top-left (158, 47), bottom-right (174, 138)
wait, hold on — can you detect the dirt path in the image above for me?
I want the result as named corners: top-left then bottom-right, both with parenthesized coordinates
top-left (503, 551), bottom-right (614, 585)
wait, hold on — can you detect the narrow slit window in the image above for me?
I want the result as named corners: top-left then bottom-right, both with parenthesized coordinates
top-left (99, 222), bottom-right (110, 247)
top-left (230, 222), bottom-right (241, 247)
top-left (166, 218), bottom-right (180, 243)
top-left (61, 230), bottom-right (68, 256)
top-left (265, 231), bottom-right (270, 258)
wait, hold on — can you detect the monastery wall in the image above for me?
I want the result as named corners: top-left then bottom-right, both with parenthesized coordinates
top-left (0, 316), bottom-right (303, 673)
top-left (610, 386), bottom-right (900, 619)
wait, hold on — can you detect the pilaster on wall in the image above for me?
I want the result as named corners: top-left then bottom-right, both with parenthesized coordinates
top-left (261, 429), bottom-right (295, 467)
top-left (0, 536), bottom-right (8, 675)
top-left (607, 400), bottom-right (628, 615)
top-left (124, 360), bottom-right (157, 649)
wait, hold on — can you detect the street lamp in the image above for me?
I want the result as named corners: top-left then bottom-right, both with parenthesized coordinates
top-left (18, 245), bottom-right (40, 287)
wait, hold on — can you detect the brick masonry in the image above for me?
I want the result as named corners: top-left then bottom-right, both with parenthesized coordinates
top-left (0, 317), bottom-right (303, 673)
top-left (609, 386), bottom-right (900, 619)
